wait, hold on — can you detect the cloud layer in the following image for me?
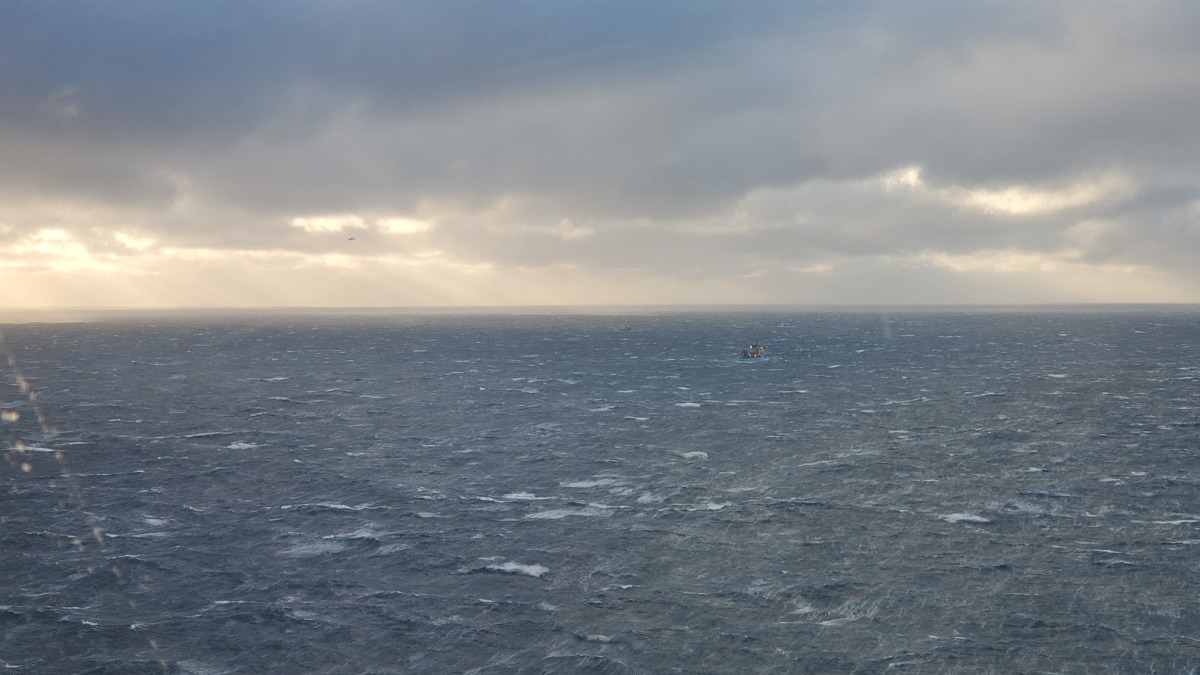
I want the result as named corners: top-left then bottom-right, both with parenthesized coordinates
top-left (3, 1), bottom-right (1200, 306)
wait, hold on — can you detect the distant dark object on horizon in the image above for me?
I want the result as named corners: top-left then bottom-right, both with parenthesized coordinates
top-left (741, 344), bottom-right (765, 358)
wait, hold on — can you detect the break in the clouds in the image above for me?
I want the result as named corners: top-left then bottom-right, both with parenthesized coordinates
top-left (2, 0), bottom-right (1200, 307)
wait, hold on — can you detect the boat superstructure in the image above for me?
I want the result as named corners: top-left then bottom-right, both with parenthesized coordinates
top-left (741, 344), bottom-right (765, 358)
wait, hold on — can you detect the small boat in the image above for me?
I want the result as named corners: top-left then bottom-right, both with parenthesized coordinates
top-left (741, 344), bottom-right (765, 359)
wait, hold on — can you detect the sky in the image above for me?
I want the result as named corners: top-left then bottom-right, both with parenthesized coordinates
top-left (3, 1), bottom-right (1200, 308)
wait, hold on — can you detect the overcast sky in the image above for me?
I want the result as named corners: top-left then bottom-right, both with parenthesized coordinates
top-left (3, 1), bottom-right (1200, 308)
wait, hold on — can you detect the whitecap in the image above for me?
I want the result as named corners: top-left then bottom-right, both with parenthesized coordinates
top-left (484, 562), bottom-right (550, 578)
top-left (372, 543), bottom-right (412, 555)
top-left (561, 479), bottom-right (622, 488)
top-left (280, 503), bottom-right (370, 512)
top-left (224, 442), bottom-right (258, 450)
top-left (939, 513), bottom-right (991, 524)
top-left (676, 402), bottom-right (702, 408)
top-left (280, 540), bottom-right (351, 557)
top-left (796, 456), bottom-right (844, 468)
top-left (525, 506), bottom-right (615, 519)
top-left (674, 451), bottom-right (708, 459)
top-left (182, 431), bottom-right (240, 439)
top-left (322, 527), bottom-right (385, 540)
top-left (501, 492), bottom-right (549, 500)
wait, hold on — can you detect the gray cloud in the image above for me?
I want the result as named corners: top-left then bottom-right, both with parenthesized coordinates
top-left (2, 1), bottom-right (1199, 305)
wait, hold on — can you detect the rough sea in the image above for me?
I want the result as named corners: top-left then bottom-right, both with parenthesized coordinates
top-left (2, 307), bottom-right (1199, 674)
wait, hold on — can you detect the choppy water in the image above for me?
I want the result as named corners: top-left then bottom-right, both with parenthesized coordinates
top-left (2, 307), bottom-right (1199, 673)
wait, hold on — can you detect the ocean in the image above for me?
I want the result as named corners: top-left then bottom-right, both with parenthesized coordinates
top-left (2, 307), bottom-right (1199, 673)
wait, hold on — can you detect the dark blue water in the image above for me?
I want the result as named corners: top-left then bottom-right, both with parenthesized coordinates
top-left (3, 308), bottom-right (1199, 673)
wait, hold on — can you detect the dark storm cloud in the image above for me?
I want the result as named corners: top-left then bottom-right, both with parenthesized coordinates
top-left (0, 1), bottom-right (1045, 209)
top-left (2, 1), bottom-right (801, 214)
top-left (1, 1), bottom-right (776, 136)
